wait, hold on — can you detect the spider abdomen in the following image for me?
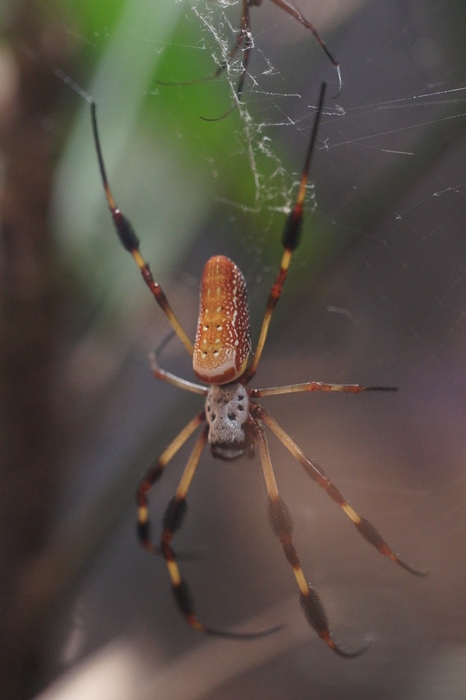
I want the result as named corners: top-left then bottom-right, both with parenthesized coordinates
top-left (206, 382), bottom-right (250, 459)
top-left (193, 255), bottom-right (251, 385)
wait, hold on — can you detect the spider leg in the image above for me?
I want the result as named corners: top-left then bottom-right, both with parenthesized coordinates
top-left (137, 412), bottom-right (206, 554)
top-left (267, 0), bottom-right (341, 95)
top-left (148, 350), bottom-right (207, 396)
top-left (256, 405), bottom-right (427, 576)
top-left (199, 0), bottom-right (253, 121)
top-left (157, 0), bottom-right (251, 98)
top-left (152, 424), bottom-right (281, 639)
top-left (157, 0), bottom-right (252, 121)
top-left (251, 382), bottom-right (398, 398)
top-left (214, 0), bottom-right (252, 102)
top-left (158, 425), bottom-right (210, 631)
top-left (244, 82), bottom-right (326, 382)
top-left (253, 419), bottom-right (367, 657)
top-left (90, 102), bottom-right (193, 356)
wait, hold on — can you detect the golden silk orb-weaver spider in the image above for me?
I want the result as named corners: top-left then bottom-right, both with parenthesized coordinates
top-left (91, 83), bottom-right (425, 657)
top-left (158, 0), bottom-right (341, 118)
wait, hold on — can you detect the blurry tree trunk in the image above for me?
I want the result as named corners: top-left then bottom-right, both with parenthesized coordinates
top-left (0, 5), bottom-right (70, 698)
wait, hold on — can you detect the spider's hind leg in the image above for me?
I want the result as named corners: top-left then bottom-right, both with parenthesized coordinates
top-left (148, 423), bottom-right (281, 640)
top-left (257, 406), bottom-right (427, 577)
top-left (253, 417), bottom-right (368, 657)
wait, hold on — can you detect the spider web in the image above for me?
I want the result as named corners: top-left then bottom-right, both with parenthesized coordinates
top-left (16, 0), bottom-right (466, 698)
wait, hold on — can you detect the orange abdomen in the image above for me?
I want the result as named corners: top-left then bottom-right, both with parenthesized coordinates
top-left (193, 255), bottom-right (251, 384)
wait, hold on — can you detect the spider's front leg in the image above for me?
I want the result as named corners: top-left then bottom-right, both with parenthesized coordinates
top-left (244, 82), bottom-right (326, 382)
top-left (90, 102), bottom-right (194, 355)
